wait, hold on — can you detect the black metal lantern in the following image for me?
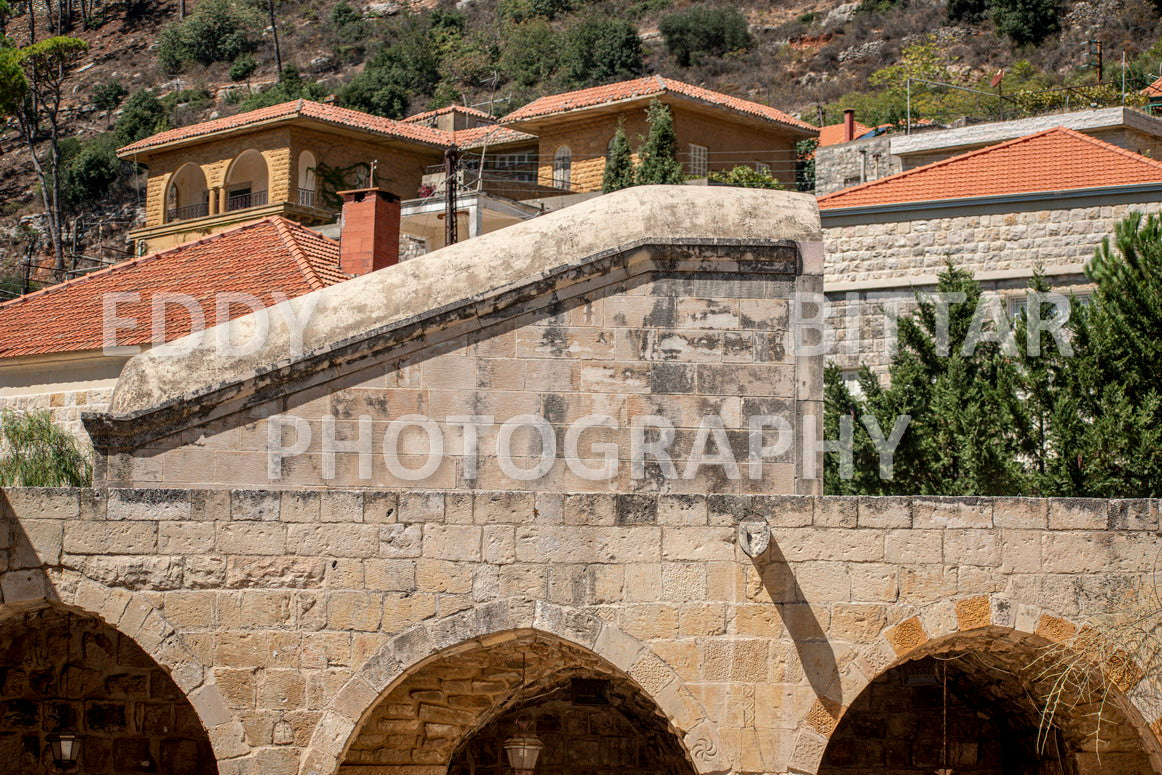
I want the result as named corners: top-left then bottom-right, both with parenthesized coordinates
top-left (46, 730), bottom-right (80, 770)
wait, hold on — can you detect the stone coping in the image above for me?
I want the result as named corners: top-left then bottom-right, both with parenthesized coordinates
top-left (2, 488), bottom-right (1156, 532)
top-left (83, 186), bottom-right (821, 451)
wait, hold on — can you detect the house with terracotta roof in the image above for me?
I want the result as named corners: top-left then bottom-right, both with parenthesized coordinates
top-left (119, 79), bottom-right (814, 255)
top-left (0, 188), bottom-right (401, 438)
top-left (818, 126), bottom-right (1162, 378)
top-left (502, 75), bottom-right (817, 193)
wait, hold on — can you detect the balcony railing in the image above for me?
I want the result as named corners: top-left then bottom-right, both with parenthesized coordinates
top-left (226, 189), bottom-right (268, 212)
top-left (298, 187), bottom-right (316, 208)
top-left (166, 202), bottom-right (209, 223)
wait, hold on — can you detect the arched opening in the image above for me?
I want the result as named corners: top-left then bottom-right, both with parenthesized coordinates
top-left (0, 606), bottom-right (217, 774)
top-left (552, 145), bottom-right (571, 190)
top-left (340, 630), bottom-right (696, 775)
top-left (820, 630), bottom-right (1157, 775)
top-left (297, 150), bottom-right (317, 207)
top-left (224, 149), bottom-right (269, 212)
top-left (165, 163), bottom-right (209, 223)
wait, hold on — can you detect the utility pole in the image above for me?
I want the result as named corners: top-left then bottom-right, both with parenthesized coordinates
top-left (444, 146), bottom-right (459, 247)
top-left (268, 0), bottom-right (283, 79)
top-left (1089, 39), bottom-right (1103, 83)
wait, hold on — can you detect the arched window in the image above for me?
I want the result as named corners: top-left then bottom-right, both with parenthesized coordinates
top-left (552, 145), bottom-right (572, 190)
top-left (225, 149), bottom-right (269, 212)
top-left (165, 163), bottom-right (209, 223)
top-left (298, 150), bottom-right (317, 207)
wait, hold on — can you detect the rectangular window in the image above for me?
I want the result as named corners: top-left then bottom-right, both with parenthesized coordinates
top-left (1007, 295), bottom-right (1028, 320)
top-left (688, 143), bottom-right (708, 176)
top-left (755, 162), bottom-right (770, 174)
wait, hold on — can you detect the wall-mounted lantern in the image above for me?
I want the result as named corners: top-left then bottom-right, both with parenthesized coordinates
top-left (46, 730), bottom-right (80, 770)
top-left (503, 718), bottom-right (543, 774)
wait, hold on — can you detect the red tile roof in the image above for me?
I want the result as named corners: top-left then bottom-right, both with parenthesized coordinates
top-left (0, 217), bottom-right (346, 358)
top-left (817, 126), bottom-right (1162, 210)
top-left (118, 100), bottom-right (450, 156)
top-left (817, 119), bottom-right (874, 146)
top-left (501, 76), bottom-right (817, 134)
top-left (453, 124), bottom-right (536, 149)
top-left (403, 105), bottom-right (494, 124)
top-left (1144, 75), bottom-right (1162, 98)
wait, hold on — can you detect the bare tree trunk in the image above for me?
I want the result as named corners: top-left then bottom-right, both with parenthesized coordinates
top-left (267, 0), bottom-right (282, 79)
top-left (27, 0), bottom-right (35, 43)
top-left (178, 0), bottom-right (184, 19)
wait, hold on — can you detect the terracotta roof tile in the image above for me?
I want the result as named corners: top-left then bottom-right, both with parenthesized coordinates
top-left (0, 217), bottom-right (346, 358)
top-left (501, 76), bottom-right (817, 134)
top-left (452, 124), bottom-right (536, 148)
top-left (1144, 75), bottom-right (1162, 98)
top-left (403, 105), bottom-right (494, 123)
top-left (817, 126), bottom-right (1162, 210)
top-left (118, 100), bottom-right (451, 155)
top-left (817, 119), bottom-right (874, 146)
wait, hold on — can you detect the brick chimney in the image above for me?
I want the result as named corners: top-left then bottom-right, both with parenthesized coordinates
top-left (338, 187), bottom-right (401, 276)
top-left (843, 109), bottom-right (856, 143)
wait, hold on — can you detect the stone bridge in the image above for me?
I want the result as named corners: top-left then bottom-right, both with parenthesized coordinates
top-left (0, 187), bottom-right (1158, 775)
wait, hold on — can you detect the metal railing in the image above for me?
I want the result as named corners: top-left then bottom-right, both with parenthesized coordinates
top-left (298, 188), bottom-right (316, 208)
top-left (166, 202), bottom-right (209, 222)
top-left (226, 189), bottom-right (268, 212)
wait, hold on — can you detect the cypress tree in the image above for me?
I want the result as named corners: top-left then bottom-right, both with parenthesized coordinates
top-left (634, 99), bottom-right (685, 185)
top-left (602, 122), bottom-right (634, 193)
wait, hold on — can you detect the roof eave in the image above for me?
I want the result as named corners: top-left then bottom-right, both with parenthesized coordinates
top-left (818, 181), bottom-right (1162, 217)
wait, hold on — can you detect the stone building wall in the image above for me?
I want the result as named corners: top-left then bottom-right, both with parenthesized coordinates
top-left (0, 388), bottom-right (113, 444)
top-left (0, 488), bottom-right (1160, 775)
top-left (813, 136), bottom-right (898, 196)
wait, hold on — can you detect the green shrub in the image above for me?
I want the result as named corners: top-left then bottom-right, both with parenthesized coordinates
top-left (634, 99), bottom-right (684, 185)
top-left (658, 4), bottom-right (751, 68)
top-left (709, 164), bottom-right (784, 189)
top-left (602, 122), bottom-right (634, 193)
top-left (91, 79), bottom-right (127, 111)
top-left (156, 0), bottom-right (262, 73)
top-left (499, 19), bottom-right (558, 87)
top-left (114, 89), bottom-right (168, 144)
top-left (946, 0), bottom-right (988, 22)
top-left (499, 0), bottom-right (572, 22)
top-left (0, 409), bottom-right (92, 487)
top-left (61, 132), bottom-right (121, 209)
top-left (239, 66), bottom-right (327, 110)
top-left (336, 70), bottom-right (409, 117)
top-left (558, 15), bottom-right (642, 86)
top-left (229, 54), bottom-right (257, 82)
top-left (990, 0), bottom-right (1059, 45)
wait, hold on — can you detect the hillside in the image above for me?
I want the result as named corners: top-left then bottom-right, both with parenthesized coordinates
top-left (0, 0), bottom-right (1159, 289)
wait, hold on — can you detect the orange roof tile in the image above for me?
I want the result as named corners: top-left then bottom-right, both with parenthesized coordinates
top-left (0, 217), bottom-right (347, 359)
top-left (817, 119), bottom-right (874, 146)
top-left (1143, 75), bottom-right (1162, 98)
top-left (501, 76), bottom-right (817, 134)
top-left (453, 124), bottom-right (536, 149)
top-left (403, 105), bottom-right (494, 124)
top-left (118, 100), bottom-right (450, 156)
top-left (817, 126), bottom-right (1162, 210)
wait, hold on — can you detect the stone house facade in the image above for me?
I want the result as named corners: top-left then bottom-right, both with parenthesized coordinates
top-left (0, 189), bottom-right (1159, 775)
top-left (819, 126), bottom-right (1162, 377)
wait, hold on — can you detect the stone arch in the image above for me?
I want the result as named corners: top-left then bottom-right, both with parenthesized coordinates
top-left (788, 594), bottom-right (1162, 775)
top-left (0, 568), bottom-right (250, 765)
top-left (165, 162), bottom-right (209, 222)
top-left (224, 148), bottom-right (269, 211)
top-left (299, 598), bottom-right (720, 775)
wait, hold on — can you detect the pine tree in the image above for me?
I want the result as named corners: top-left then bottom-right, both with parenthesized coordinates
top-left (633, 99), bottom-right (685, 185)
top-left (602, 122), bottom-right (634, 193)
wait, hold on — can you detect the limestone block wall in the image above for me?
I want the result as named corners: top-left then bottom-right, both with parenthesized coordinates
top-left (813, 136), bottom-right (899, 196)
top-left (0, 388), bottom-right (113, 443)
top-left (821, 198), bottom-right (1162, 373)
top-left (0, 489), bottom-right (1160, 775)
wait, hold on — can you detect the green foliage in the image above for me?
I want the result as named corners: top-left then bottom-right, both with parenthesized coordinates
top-left (59, 132), bottom-right (122, 209)
top-left (114, 89), bottom-right (168, 144)
top-left (329, 2), bottom-right (368, 44)
top-left (239, 65), bottom-right (327, 110)
top-left (0, 45), bottom-right (27, 119)
top-left (634, 99), bottom-right (684, 185)
top-left (946, 0), bottom-right (988, 22)
top-left (229, 54), bottom-right (258, 82)
top-left (709, 165), bottom-right (784, 189)
top-left (499, 0), bottom-right (572, 22)
top-left (337, 70), bottom-right (409, 118)
top-left (0, 409), bottom-right (92, 487)
top-left (602, 122), bottom-right (634, 193)
top-left (91, 79), bottom-right (127, 111)
top-left (658, 4), bottom-right (751, 68)
top-left (990, 0), bottom-right (1059, 45)
top-left (336, 11), bottom-right (446, 115)
top-left (499, 19), bottom-right (557, 88)
top-left (156, 0), bottom-right (261, 73)
top-left (795, 137), bottom-right (817, 192)
top-left (558, 15), bottom-right (642, 87)
top-left (856, 0), bottom-right (902, 15)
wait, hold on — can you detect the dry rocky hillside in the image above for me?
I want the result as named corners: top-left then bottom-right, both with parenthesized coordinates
top-left (0, 0), bottom-right (1159, 284)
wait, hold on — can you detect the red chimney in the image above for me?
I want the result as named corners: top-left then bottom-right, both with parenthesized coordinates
top-left (843, 109), bottom-right (856, 143)
top-left (338, 187), bottom-right (401, 276)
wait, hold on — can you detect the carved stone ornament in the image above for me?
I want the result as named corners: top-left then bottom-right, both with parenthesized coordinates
top-left (737, 520), bottom-right (771, 558)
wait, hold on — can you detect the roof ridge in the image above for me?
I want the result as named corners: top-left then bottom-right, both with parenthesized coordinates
top-left (817, 126), bottom-right (1078, 205)
top-left (0, 217), bottom-right (286, 312)
top-left (271, 217), bottom-right (327, 292)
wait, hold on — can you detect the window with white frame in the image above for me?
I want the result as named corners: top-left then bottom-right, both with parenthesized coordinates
top-left (553, 145), bottom-right (572, 189)
top-left (755, 161), bottom-right (771, 174)
top-left (492, 151), bottom-right (536, 182)
top-left (687, 143), bottom-right (708, 176)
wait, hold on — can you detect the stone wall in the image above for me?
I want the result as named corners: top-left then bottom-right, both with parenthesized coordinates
top-left (813, 136), bottom-right (898, 196)
top-left (1, 488), bottom-right (1161, 775)
top-left (0, 387), bottom-right (113, 444)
